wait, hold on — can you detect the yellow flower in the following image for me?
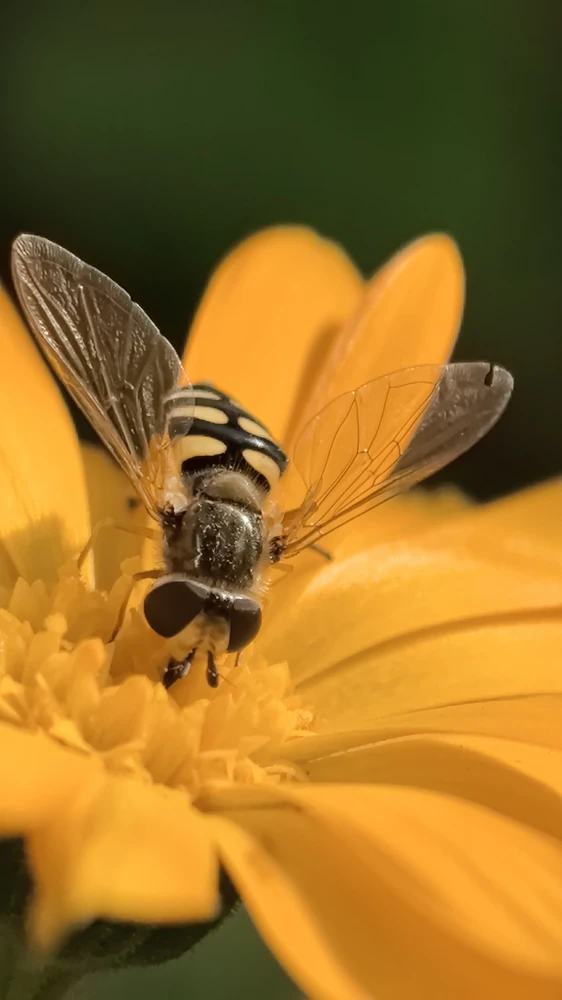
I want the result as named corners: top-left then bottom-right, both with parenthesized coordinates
top-left (1, 227), bottom-right (562, 1000)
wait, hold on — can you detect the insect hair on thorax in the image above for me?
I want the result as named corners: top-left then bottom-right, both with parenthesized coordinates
top-left (188, 465), bottom-right (266, 512)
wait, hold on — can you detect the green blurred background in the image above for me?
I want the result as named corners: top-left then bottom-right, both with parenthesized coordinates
top-left (1, 2), bottom-right (561, 996)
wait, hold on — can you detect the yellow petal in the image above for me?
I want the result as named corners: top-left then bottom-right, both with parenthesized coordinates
top-left (291, 233), bottom-right (464, 439)
top-left (434, 477), bottom-right (562, 576)
top-left (302, 784), bottom-right (562, 977)
top-left (184, 227), bottom-right (362, 443)
top-left (260, 478), bottom-right (562, 728)
top-left (0, 724), bottom-right (100, 833)
top-left (303, 619), bottom-right (562, 729)
top-left (303, 732), bottom-right (562, 840)
top-left (208, 784), bottom-right (562, 999)
top-left (0, 288), bottom-right (90, 583)
top-left (27, 777), bottom-right (219, 950)
top-left (281, 695), bottom-right (562, 764)
top-left (258, 519), bottom-right (562, 710)
top-left (81, 444), bottom-right (151, 590)
top-left (209, 812), bottom-right (374, 1000)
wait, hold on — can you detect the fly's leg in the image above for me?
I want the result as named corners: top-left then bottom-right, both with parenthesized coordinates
top-left (163, 650), bottom-right (195, 689)
top-left (164, 651), bottom-right (222, 690)
top-left (269, 536), bottom-right (332, 564)
top-left (109, 568), bottom-right (163, 641)
top-left (134, 569), bottom-right (164, 583)
top-left (310, 543), bottom-right (332, 561)
top-left (206, 652), bottom-right (219, 688)
top-left (268, 535), bottom-right (285, 564)
top-left (78, 518), bottom-right (160, 572)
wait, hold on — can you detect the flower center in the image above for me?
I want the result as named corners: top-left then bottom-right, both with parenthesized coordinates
top-left (0, 559), bottom-right (313, 797)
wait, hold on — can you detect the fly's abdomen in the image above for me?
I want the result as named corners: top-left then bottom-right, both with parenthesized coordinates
top-left (164, 383), bottom-right (288, 492)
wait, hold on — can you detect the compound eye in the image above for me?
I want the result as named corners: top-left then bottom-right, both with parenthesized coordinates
top-left (227, 596), bottom-right (262, 652)
top-left (144, 578), bottom-right (209, 638)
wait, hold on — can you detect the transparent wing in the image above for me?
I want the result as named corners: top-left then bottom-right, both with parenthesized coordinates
top-left (11, 234), bottom-right (185, 518)
top-left (282, 362), bottom-right (513, 555)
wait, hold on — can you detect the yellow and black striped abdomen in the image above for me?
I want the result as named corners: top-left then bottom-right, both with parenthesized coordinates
top-left (165, 383), bottom-right (288, 491)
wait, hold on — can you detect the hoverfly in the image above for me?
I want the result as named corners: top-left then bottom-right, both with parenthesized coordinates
top-left (11, 235), bottom-right (513, 689)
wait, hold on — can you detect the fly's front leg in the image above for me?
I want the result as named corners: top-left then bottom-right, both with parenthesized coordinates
top-left (206, 651), bottom-right (219, 688)
top-left (109, 567), bottom-right (163, 641)
top-left (133, 569), bottom-right (165, 583)
top-left (163, 650), bottom-right (195, 689)
top-left (78, 518), bottom-right (160, 572)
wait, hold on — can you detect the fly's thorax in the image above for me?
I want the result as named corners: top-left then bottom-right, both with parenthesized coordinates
top-left (189, 467), bottom-right (265, 512)
top-left (163, 474), bottom-right (267, 590)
